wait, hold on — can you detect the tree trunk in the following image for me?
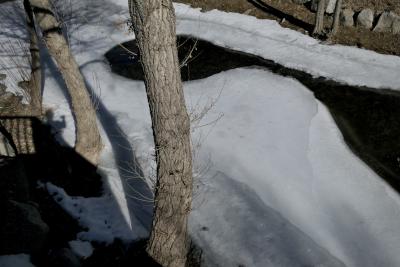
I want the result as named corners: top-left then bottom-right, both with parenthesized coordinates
top-left (313, 0), bottom-right (327, 35)
top-left (30, 0), bottom-right (102, 164)
top-left (331, 0), bottom-right (342, 35)
top-left (23, 0), bottom-right (42, 116)
top-left (128, 1), bottom-right (193, 267)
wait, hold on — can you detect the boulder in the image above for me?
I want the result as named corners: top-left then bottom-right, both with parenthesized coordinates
top-left (341, 8), bottom-right (354, 27)
top-left (311, 0), bottom-right (335, 13)
top-left (374, 11), bottom-right (400, 34)
top-left (393, 17), bottom-right (400, 34)
top-left (0, 73), bottom-right (5, 80)
top-left (326, 0), bottom-right (337, 14)
top-left (357, 8), bottom-right (374, 29)
top-left (0, 200), bottom-right (49, 254)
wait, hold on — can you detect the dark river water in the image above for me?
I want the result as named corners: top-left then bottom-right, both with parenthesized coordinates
top-left (105, 35), bottom-right (400, 194)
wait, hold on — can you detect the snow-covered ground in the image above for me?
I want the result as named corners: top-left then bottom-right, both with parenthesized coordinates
top-left (0, 254), bottom-right (35, 267)
top-left (2, 0), bottom-right (400, 266)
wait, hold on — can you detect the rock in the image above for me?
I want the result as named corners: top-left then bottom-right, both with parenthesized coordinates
top-left (243, 8), bottom-right (255, 15)
top-left (0, 200), bottom-right (49, 254)
top-left (374, 11), bottom-right (400, 34)
top-left (69, 240), bottom-right (93, 259)
top-left (326, 0), bottom-right (337, 14)
top-left (393, 17), bottom-right (400, 34)
top-left (311, 0), bottom-right (335, 13)
top-left (374, 11), bottom-right (395, 32)
top-left (0, 73), bottom-right (5, 80)
top-left (357, 8), bottom-right (374, 29)
top-left (340, 8), bottom-right (354, 27)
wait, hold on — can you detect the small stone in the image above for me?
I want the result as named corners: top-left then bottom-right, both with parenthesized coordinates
top-left (357, 8), bottom-right (374, 29)
top-left (0, 74), bottom-right (6, 80)
top-left (243, 8), bottom-right (255, 15)
top-left (341, 8), bottom-right (354, 27)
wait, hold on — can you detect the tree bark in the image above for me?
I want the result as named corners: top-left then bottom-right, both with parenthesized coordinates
top-left (313, 0), bottom-right (327, 35)
top-left (23, 0), bottom-right (42, 116)
top-left (331, 0), bottom-right (342, 35)
top-left (29, 0), bottom-right (102, 164)
top-left (128, 1), bottom-right (193, 267)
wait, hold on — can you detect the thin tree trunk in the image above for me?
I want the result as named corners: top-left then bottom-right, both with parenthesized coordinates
top-left (23, 0), bottom-right (42, 116)
top-left (128, 1), bottom-right (193, 266)
top-left (331, 0), bottom-right (342, 35)
top-left (313, 0), bottom-right (327, 35)
top-left (29, 0), bottom-right (102, 164)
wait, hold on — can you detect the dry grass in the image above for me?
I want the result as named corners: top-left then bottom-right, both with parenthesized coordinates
top-left (343, 0), bottom-right (400, 13)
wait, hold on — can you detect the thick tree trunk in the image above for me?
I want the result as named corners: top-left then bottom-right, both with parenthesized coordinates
top-left (30, 0), bottom-right (102, 164)
top-left (331, 0), bottom-right (342, 35)
top-left (23, 0), bottom-right (42, 116)
top-left (313, 0), bottom-right (327, 35)
top-left (128, 1), bottom-right (193, 267)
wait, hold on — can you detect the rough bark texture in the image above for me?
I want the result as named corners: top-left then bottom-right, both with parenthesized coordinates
top-left (128, 1), bottom-right (193, 267)
top-left (1, 117), bottom-right (35, 154)
top-left (331, 0), bottom-right (342, 34)
top-left (23, 0), bottom-right (42, 116)
top-left (313, 0), bottom-right (327, 35)
top-left (29, 0), bottom-right (102, 164)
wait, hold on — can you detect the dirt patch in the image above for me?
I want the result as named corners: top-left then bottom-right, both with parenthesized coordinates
top-left (174, 0), bottom-right (400, 56)
top-left (330, 27), bottom-right (400, 56)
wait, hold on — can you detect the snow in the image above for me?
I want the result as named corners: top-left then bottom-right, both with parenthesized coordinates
top-left (0, 254), bottom-right (35, 267)
top-left (2, 0), bottom-right (400, 266)
top-left (69, 240), bottom-right (94, 259)
top-left (186, 69), bottom-right (400, 267)
top-left (174, 3), bottom-right (400, 90)
top-left (44, 180), bottom-right (149, 243)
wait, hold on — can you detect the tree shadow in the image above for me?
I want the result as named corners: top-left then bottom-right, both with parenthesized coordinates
top-left (191, 172), bottom-right (345, 266)
top-left (0, 115), bottom-right (161, 266)
top-left (0, 116), bottom-right (96, 260)
top-left (106, 35), bottom-right (400, 194)
top-left (0, 1), bottom-right (28, 41)
top-left (247, 0), bottom-right (314, 32)
top-left (39, 50), bottom-right (154, 237)
top-left (82, 73), bottom-right (154, 234)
